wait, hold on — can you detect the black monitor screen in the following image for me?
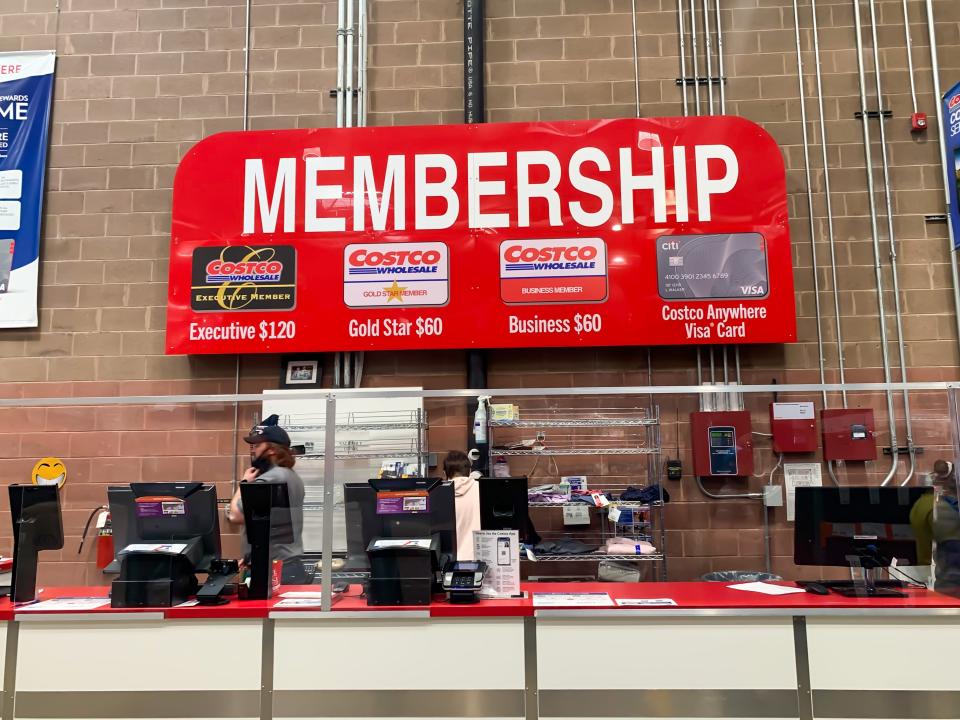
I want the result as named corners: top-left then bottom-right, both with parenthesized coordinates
top-left (794, 486), bottom-right (932, 568)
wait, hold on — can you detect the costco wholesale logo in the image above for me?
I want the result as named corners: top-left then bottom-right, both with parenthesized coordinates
top-left (191, 245), bottom-right (296, 312)
top-left (950, 93), bottom-right (960, 110)
top-left (499, 238), bottom-right (608, 304)
top-left (343, 242), bottom-right (449, 308)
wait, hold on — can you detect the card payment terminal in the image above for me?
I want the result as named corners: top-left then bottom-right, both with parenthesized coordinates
top-left (442, 561), bottom-right (488, 604)
top-left (708, 426), bottom-right (738, 475)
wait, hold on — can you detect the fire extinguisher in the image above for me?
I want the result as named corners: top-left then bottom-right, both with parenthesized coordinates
top-left (78, 506), bottom-right (113, 570)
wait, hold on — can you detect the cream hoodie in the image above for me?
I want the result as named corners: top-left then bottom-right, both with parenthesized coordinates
top-left (453, 472), bottom-right (482, 561)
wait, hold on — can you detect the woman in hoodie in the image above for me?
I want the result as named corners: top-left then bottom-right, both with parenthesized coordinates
top-left (444, 450), bottom-right (481, 561)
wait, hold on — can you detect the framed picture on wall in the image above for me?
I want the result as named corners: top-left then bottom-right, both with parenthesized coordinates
top-left (280, 356), bottom-right (322, 388)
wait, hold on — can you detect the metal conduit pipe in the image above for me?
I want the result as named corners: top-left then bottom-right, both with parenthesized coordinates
top-left (631, 0), bottom-right (640, 115)
top-left (677, 0), bottom-right (689, 116)
top-left (792, 0), bottom-right (828, 408)
top-left (688, 0), bottom-right (701, 115)
top-left (865, 0), bottom-right (916, 485)
top-left (852, 0), bottom-right (899, 486)
top-left (810, 0), bottom-right (847, 408)
top-left (359, 0), bottom-right (368, 126)
top-left (336, 0), bottom-right (346, 127)
top-left (701, 0), bottom-right (714, 114)
top-left (924, 0), bottom-right (960, 352)
top-left (242, 0), bottom-right (251, 131)
top-left (901, 0), bottom-right (919, 116)
top-left (714, 0), bottom-right (725, 113)
top-left (345, 0), bottom-right (355, 127)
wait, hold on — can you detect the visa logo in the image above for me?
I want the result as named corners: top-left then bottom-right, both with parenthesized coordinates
top-left (740, 285), bottom-right (765, 295)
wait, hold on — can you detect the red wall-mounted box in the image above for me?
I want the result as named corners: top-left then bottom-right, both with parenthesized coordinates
top-left (821, 408), bottom-right (877, 461)
top-left (770, 402), bottom-right (818, 453)
top-left (690, 411), bottom-right (754, 478)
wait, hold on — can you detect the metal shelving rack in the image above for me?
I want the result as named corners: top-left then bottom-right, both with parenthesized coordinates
top-left (280, 408), bottom-right (429, 474)
top-left (488, 403), bottom-right (666, 580)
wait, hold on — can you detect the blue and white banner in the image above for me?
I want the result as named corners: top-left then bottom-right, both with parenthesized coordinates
top-left (945, 80), bottom-right (960, 250)
top-left (0, 51), bottom-right (54, 328)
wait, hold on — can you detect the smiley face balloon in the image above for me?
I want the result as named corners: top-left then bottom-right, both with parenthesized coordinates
top-left (32, 457), bottom-right (67, 488)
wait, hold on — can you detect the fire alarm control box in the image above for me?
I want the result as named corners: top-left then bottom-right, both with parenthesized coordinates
top-left (770, 402), bottom-right (818, 453)
top-left (821, 408), bottom-right (877, 462)
top-left (690, 411), bottom-right (754, 478)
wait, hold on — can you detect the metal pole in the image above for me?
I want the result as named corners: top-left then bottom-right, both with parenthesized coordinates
top-left (345, 0), bottom-right (355, 127)
top-left (702, 0), bottom-right (714, 114)
top-left (852, 0), bottom-right (899, 485)
top-left (359, 0), bottom-right (367, 126)
top-left (688, 0), bottom-right (701, 115)
top-left (631, 0), bottom-right (640, 116)
top-left (320, 395), bottom-right (337, 611)
top-left (810, 0), bottom-right (847, 407)
top-left (715, 0), bottom-right (725, 113)
top-left (677, 0), bottom-right (689, 116)
top-left (866, 0), bottom-right (916, 484)
top-left (901, 0), bottom-right (919, 115)
top-left (793, 0), bottom-right (828, 406)
top-left (242, 0), bottom-right (251, 131)
top-left (924, 0), bottom-right (960, 353)
top-left (336, 0), bottom-right (346, 128)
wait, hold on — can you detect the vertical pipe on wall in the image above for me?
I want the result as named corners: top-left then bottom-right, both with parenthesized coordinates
top-left (924, 0), bottom-right (960, 354)
top-left (852, 0), bottom-right (899, 485)
top-left (714, 0), bottom-right (725, 113)
top-left (688, 0), bottom-right (701, 115)
top-left (677, 0), bottom-right (689, 116)
top-left (701, 0), bottom-right (714, 114)
top-left (792, 0), bottom-right (827, 407)
top-left (336, 0), bottom-right (346, 128)
top-left (866, 0), bottom-right (915, 485)
top-left (345, 0), bottom-right (355, 127)
top-left (810, 0), bottom-right (847, 408)
top-left (359, 0), bottom-right (368, 126)
top-left (901, 0), bottom-right (919, 116)
top-left (464, 0), bottom-right (484, 123)
top-left (631, 0), bottom-right (640, 116)
top-left (242, 0), bottom-right (252, 131)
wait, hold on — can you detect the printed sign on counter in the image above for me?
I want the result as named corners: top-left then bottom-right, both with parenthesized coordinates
top-left (166, 117), bottom-right (796, 354)
top-left (473, 529), bottom-right (520, 598)
top-left (0, 52), bottom-right (55, 327)
top-left (784, 463), bottom-right (823, 522)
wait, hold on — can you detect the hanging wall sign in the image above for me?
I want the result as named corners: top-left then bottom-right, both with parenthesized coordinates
top-left (944, 81), bottom-right (960, 249)
top-left (166, 117), bottom-right (796, 354)
top-left (0, 51), bottom-right (55, 329)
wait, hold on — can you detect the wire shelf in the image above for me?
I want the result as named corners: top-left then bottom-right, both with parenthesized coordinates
top-left (279, 409), bottom-right (426, 433)
top-left (490, 418), bottom-right (659, 428)
top-left (527, 501), bottom-right (659, 509)
top-left (494, 447), bottom-right (657, 456)
top-left (525, 554), bottom-right (664, 562)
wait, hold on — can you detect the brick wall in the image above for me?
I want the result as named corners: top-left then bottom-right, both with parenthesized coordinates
top-left (0, 0), bottom-right (959, 583)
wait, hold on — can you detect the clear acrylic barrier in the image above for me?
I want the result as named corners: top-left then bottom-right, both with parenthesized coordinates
top-left (1, 381), bottom-right (957, 608)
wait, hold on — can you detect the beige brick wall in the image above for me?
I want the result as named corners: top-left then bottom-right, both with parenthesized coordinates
top-left (0, 0), bottom-right (959, 582)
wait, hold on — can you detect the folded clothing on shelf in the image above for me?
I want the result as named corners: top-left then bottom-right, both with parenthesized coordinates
top-left (533, 539), bottom-right (600, 555)
top-left (618, 483), bottom-right (670, 504)
top-left (601, 537), bottom-right (657, 555)
top-left (528, 492), bottom-right (569, 504)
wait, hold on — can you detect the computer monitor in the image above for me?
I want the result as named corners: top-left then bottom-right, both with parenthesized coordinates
top-left (9, 484), bottom-right (64, 603)
top-left (239, 481), bottom-right (294, 599)
top-left (118, 482), bottom-right (221, 572)
top-left (479, 476), bottom-right (534, 543)
top-left (343, 479), bottom-right (457, 570)
top-left (794, 486), bottom-right (932, 571)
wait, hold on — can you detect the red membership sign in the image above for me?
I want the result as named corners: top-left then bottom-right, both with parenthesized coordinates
top-left (166, 117), bottom-right (796, 354)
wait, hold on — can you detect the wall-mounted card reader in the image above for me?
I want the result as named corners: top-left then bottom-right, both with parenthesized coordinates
top-left (690, 411), bottom-right (754, 478)
top-left (708, 426), bottom-right (738, 475)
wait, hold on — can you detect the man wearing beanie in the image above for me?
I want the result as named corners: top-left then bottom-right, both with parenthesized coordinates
top-left (226, 414), bottom-right (308, 584)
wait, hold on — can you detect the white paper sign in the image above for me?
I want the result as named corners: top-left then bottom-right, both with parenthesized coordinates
top-left (20, 597), bottom-right (110, 611)
top-left (728, 582), bottom-right (806, 596)
top-left (772, 402), bottom-right (815, 420)
top-left (0, 201), bottom-right (21, 231)
top-left (615, 598), bottom-right (677, 606)
top-left (474, 529), bottom-right (520, 598)
top-left (784, 462), bottom-right (823, 521)
top-left (274, 598), bottom-right (324, 607)
top-left (533, 592), bottom-right (614, 607)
